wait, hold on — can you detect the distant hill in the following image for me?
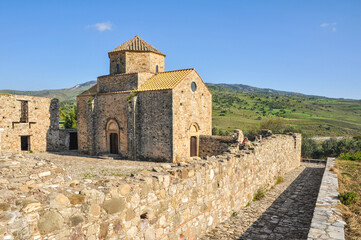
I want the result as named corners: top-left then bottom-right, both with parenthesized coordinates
top-left (1, 81), bottom-right (361, 136)
top-left (207, 83), bottom-right (321, 97)
top-left (0, 81), bottom-right (97, 102)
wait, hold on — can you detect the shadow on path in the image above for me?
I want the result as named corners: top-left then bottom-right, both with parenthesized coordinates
top-left (239, 165), bottom-right (324, 240)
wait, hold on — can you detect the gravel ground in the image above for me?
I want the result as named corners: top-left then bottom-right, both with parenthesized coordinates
top-left (24, 151), bottom-right (164, 180)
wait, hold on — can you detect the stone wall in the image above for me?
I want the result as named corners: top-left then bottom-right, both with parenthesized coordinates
top-left (58, 129), bottom-right (77, 151)
top-left (172, 71), bottom-right (212, 162)
top-left (133, 90), bottom-right (173, 162)
top-left (97, 72), bottom-right (155, 93)
top-left (199, 135), bottom-right (235, 158)
top-left (307, 158), bottom-right (346, 240)
top-left (0, 134), bottom-right (301, 240)
top-left (0, 94), bottom-right (59, 153)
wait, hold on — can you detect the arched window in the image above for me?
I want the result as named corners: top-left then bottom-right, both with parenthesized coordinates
top-left (155, 65), bottom-right (159, 73)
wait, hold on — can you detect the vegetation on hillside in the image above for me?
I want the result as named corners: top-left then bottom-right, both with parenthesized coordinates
top-left (336, 159), bottom-right (361, 240)
top-left (209, 85), bottom-right (361, 137)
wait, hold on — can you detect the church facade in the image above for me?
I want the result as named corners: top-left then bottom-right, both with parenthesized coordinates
top-left (77, 36), bottom-right (212, 162)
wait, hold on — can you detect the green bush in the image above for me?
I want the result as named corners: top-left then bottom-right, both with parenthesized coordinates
top-left (339, 151), bottom-right (361, 160)
top-left (338, 191), bottom-right (358, 205)
top-left (260, 117), bottom-right (285, 134)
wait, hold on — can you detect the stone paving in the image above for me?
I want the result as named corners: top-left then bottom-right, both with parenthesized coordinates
top-left (200, 162), bottom-right (325, 240)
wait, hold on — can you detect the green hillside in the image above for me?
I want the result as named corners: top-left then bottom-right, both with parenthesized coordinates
top-left (0, 81), bottom-right (96, 102)
top-left (1, 81), bottom-right (360, 137)
top-left (210, 84), bottom-right (361, 137)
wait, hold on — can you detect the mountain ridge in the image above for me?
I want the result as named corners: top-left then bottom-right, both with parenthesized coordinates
top-left (1, 80), bottom-right (357, 101)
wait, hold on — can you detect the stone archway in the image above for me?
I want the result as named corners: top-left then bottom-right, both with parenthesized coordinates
top-left (189, 123), bottom-right (200, 157)
top-left (106, 120), bottom-right (119, 154)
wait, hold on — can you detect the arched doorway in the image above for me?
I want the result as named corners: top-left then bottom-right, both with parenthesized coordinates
top-left (189, 123), bottom-right (199, 157)
top-left (107, 120), bottom-right (119, 154)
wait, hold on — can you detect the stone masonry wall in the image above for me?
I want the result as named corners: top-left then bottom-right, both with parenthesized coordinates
top-left (199, 135), bottom-right (235, 158)
top-left (0, 134), bottom-right (301, 240)
top-left (133, 90), bottom-right (173, 162)
top-left (0, 94), bottom-right (59, 153)
top-left (172, 71), bottom-right (212, 162)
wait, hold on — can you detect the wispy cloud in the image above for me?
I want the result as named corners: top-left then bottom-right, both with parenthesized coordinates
top-left (87, 22), bottom-right (112, 32)
top-left (320, 22), bottom-right (337, 32)
top-left (320, 23), bottom-right (329, 27)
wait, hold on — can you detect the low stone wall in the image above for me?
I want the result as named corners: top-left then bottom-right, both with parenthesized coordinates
top-left (199, 135), bottom-right (235, 158)
top-left (0, 134), bottom-right (301, 240)
top-left (307, 158), bottom-right (346, 240)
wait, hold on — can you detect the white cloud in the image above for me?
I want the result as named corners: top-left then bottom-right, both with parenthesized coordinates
top-left (87, 22), bottom-right (112, 32)
top-left (320, 22), bottom-right (337, 32)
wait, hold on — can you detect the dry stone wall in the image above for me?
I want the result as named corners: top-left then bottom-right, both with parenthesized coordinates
top-left (199, 135), bottom-right (235, 158)
top-left (0, 134), bottom-right (301, 240)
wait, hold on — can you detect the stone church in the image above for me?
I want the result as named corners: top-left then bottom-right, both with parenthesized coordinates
top-left (77, 36), bottom-right (212, 162)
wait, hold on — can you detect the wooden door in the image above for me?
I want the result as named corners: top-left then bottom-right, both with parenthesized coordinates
top-left (110, 133), bottom-right (119, 154)
top-left (190, 136), bottom-right (197, 157)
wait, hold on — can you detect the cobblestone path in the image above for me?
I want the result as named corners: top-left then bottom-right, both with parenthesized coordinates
top-left (200, 163), bottom-right (325, 240)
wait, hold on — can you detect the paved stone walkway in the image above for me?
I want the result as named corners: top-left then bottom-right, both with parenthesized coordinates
top-left (200, 163), bottom-right (325, 240)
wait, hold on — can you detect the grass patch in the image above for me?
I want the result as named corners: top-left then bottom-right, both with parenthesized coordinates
top-left (336, 159), bottom-right (361, 240)
top-left (253, 187), bottom-right (266, 201)
top-left (275, 176), bottom-right (284, 185)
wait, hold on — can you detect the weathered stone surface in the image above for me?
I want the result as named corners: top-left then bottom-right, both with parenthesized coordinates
top-left (0, 94), bottom-right (59, 153)
top-left (0, 134), bottom-right (302, 240)
top-left (69, 215), bottom-right (84, 227)
top-left (21, 200), bottom-right (41, 213)
top-left (38, 211), bottom-right (64, 234)
top-left (103, 198), bottom-right (125, 214)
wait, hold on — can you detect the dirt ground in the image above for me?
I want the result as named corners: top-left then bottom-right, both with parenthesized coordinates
top-left (25, 151), bottom-right (164, 180)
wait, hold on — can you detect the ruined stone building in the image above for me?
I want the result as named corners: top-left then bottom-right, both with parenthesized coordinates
top-left (0, 94), bottom-right (59, 153)
top-left (77, 36), bottom-right (212, 162)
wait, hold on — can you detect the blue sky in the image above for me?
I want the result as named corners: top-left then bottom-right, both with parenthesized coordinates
top-left (0, 0), bottom-right (360, 99)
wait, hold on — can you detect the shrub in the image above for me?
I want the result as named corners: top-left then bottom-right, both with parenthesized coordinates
top-left (212, 127), bottom-right (219, 135)
top-left (338, 191), bottom-right (358, 205)
top-left (302, 138), bottom-right (323, 159)
top-left (339, 151), bottom-right (361, 160)
top-left (260, 117), bottom-right (285, 134)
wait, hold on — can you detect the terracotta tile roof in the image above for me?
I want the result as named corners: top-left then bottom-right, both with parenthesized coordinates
top-left (105, 68), bottom-right (194, 94)
top-left (109, 35), bottom-right (165, 56)
top-left (137, 68), bottom-right (194, 91)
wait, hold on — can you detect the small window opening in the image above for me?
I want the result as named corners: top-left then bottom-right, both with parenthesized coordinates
top-left (155, 65), bottom-right (159, 73)
top-left (191, 82), bottom-right (197, 92)
top-left (20, 100), bottom-right (28, 123)
top-left (21, 136), bottom-right (30, 151)
top-left (116, 64), bottom-right (120, 74)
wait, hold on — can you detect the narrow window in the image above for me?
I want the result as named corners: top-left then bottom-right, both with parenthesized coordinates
top-left (21, 136), bottom-right (30, 151)
top-left (155, 65), bottom-right (159, 73)
top-left (20, 100), bottom-right (28, 123)
top-left (116, 64), bottom-right (120, 74)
